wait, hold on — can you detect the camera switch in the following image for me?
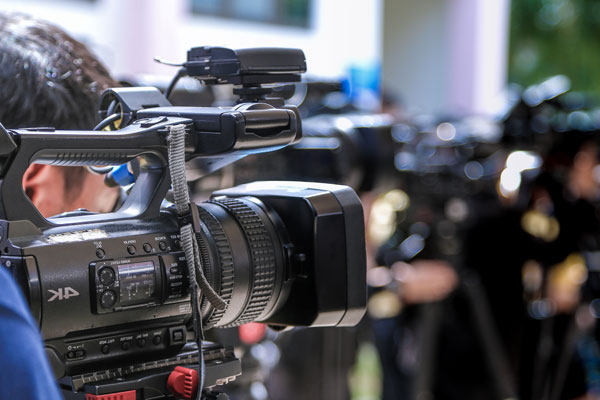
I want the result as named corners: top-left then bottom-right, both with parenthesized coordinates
top-left (96, 248), bottom-right (106, 259)
top-left (159, 241), bottom-right (168, 251)
top-left (152, 335), bottom-right (162, 345)
top-left (100, 290), bottom-right (117, 309)
top-left (66, 350), bottom-right (86, 359)
top-left (140, 116), bottom-right (168, 128)
top-left (137, 338), bottom-right (146, 348)
top-left (101, 344), bottom-right (110, 354)
top-left (143, 243), bottom-right (153, 253)
top-left (127, 245), bottom-right (136, 255)
top-left (170, 328), bottom-right (185, 344)
top-left (121, 341), bottom-right (131, 351)
top-left (98, 267), bottom-right (115, 286)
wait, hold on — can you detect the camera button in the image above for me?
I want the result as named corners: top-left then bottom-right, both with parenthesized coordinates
top-left (121, 341), bottom-right (131, 351)
top-left (66, 351), bottom-right (76, 359)
top-left (75, 350), bottom-right (85, 358)
top-left (170, 328), bottom-right (184, 344)
top-left (101, 344), bottom-right (110, 354)
top-left (140, 116), bottom-right (168, 128)
top-left (98, 267), bottom-right (116, 286)
top-left (152, 335), bottom-right (162, 345)
top-left (127, 245), bottom-right (136, 255)
top-left (143, 243), bottom-right (153, 253)
top-left (100, 290), bottom-right (117, 309)
top-left (158, 241), bottom-right (168, 251)
top-left (137, 338), bottom-right (146, 348)
top-left (96, 248), bottom-right (106, 259)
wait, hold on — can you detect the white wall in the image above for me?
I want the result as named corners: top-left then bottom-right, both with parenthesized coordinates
top-left (447, 0), bottom-right (511, 115)
top-left (1, 0), bottom-right (510, 115)
top-left (0, 0), bottom-right (382, 80)
top-left (382, 0), bottom-right (449, 114)
top-left (382, 0), bottom-right (510, 116)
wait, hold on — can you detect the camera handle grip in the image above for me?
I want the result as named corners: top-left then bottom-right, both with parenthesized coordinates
top-left (0, 118), bottom-right (190, 229)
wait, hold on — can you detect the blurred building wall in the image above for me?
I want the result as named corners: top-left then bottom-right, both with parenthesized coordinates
top-left (382, 0), bottom-right (510, 116)
top-left (382, 0), bottom-right (449, 114)
top-left (2, 0), bottom-right (510, 115)
top-left (0, 0), bottom-right (381, 80)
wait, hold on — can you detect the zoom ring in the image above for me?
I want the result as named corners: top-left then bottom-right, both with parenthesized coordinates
top-left (210, 198), bottom-right (277, 327)
top-left (197, 207), bottom-right (235, 329)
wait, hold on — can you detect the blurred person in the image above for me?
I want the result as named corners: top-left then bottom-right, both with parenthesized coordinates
top-left (368, 259), bottom-right (459, 399)
top-left (364, 185), bottom-right (461, 399)
top-left (392, 260), bottom-right (458, 304)
top-left (367, 82), bottom-right (600, 397)
top-left (362, 191), bottom-right (458, 305)
top-left (0, 12), bottom-right (122, 399)
top-left (465, 132), bottom-right (600, 400)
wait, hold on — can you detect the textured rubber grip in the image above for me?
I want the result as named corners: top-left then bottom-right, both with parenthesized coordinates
top-left (209, 198), bottom-right (277, 327)
top-left (197, 207), bottom-right (235, 329)
top-left (36, 151), bottom-right (135, 166)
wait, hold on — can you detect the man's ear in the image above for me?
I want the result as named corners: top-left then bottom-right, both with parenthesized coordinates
top-left (23, 163), bottom-right (45, 198)
top-left (22, 164), bottom-right (67, 218)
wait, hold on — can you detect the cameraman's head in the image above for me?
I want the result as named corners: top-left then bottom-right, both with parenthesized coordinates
top-left (0, 12), bottom-right (120, 217)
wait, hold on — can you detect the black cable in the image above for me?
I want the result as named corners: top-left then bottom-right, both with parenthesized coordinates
top-left (190, 274), bottom-right (205, 400)
top-left (165, 67), bottom-right (188, 100)
top-left (94, 113), bottom-right (120, 131)
top-left (88, 166), bottom-right (113, 174)
top-left (106, 99), bottom-right (117, 116)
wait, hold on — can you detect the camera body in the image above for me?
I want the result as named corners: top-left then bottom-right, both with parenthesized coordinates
top-left (0, 47), bottom-right (367, 395)
top-left (3, 180), bottom-right (364, 387)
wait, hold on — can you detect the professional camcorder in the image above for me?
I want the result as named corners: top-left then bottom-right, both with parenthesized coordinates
top-left (0, 47), bottom-right (366, 399)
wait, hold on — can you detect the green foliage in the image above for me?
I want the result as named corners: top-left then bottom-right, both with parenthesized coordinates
top-left (348, 341), bottom-right (382, 400)
top-left (510, 0), bottom-right (600, 93)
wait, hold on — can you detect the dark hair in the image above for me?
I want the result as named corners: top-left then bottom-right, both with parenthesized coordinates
top-left (0, 12), bottom-right (118, 130)
top-left (0, 13), bottom-right (120, 195)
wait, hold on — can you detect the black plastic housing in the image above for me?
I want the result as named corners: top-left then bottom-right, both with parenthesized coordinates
top-left (184, 47), bottom-right (307, 85)
top-left (214, 181), bottom-right (366, 327)
top-left (1, 182), bottom-right (366, 380)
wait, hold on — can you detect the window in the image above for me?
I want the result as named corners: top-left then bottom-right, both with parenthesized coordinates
top-left (191, 0), bottom-right (311, 28)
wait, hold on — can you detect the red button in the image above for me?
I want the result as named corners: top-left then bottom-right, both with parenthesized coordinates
top-left (167, 366), bottom-right (199, 400)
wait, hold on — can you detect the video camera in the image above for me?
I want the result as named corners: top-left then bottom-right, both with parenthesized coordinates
top-left (0, 47), bottom-right (366, 399)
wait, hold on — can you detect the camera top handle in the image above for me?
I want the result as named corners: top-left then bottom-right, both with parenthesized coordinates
top-left (0, 117), bottom-right (180, 230)
top-left (0, 46), bottom-right (305, 230)
top-left (0, 101), bottom-right (300, 230)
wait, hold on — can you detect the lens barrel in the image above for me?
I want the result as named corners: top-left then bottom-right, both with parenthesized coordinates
top-left (196, 196), bottom-right (290, 328)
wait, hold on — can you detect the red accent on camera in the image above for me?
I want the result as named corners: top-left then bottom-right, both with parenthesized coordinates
top-left (85, 390), bottom-right (136, 400)
top-left (167, 366), bottom-right (199, 400)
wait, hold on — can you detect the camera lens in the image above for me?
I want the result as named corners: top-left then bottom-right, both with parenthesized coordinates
top-left (195, 196), bottom-right (290, 328)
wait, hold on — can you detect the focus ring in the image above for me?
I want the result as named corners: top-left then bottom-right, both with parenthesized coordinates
top-left (197, 207), bottom-right (235, 329)
top-left (210, 198), bottom-right (277, 327)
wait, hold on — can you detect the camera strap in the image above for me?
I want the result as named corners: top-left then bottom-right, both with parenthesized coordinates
top-left (167, 124), bottom-right (226, 398)
top-left (167, 124), bottom-right (227, 311)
